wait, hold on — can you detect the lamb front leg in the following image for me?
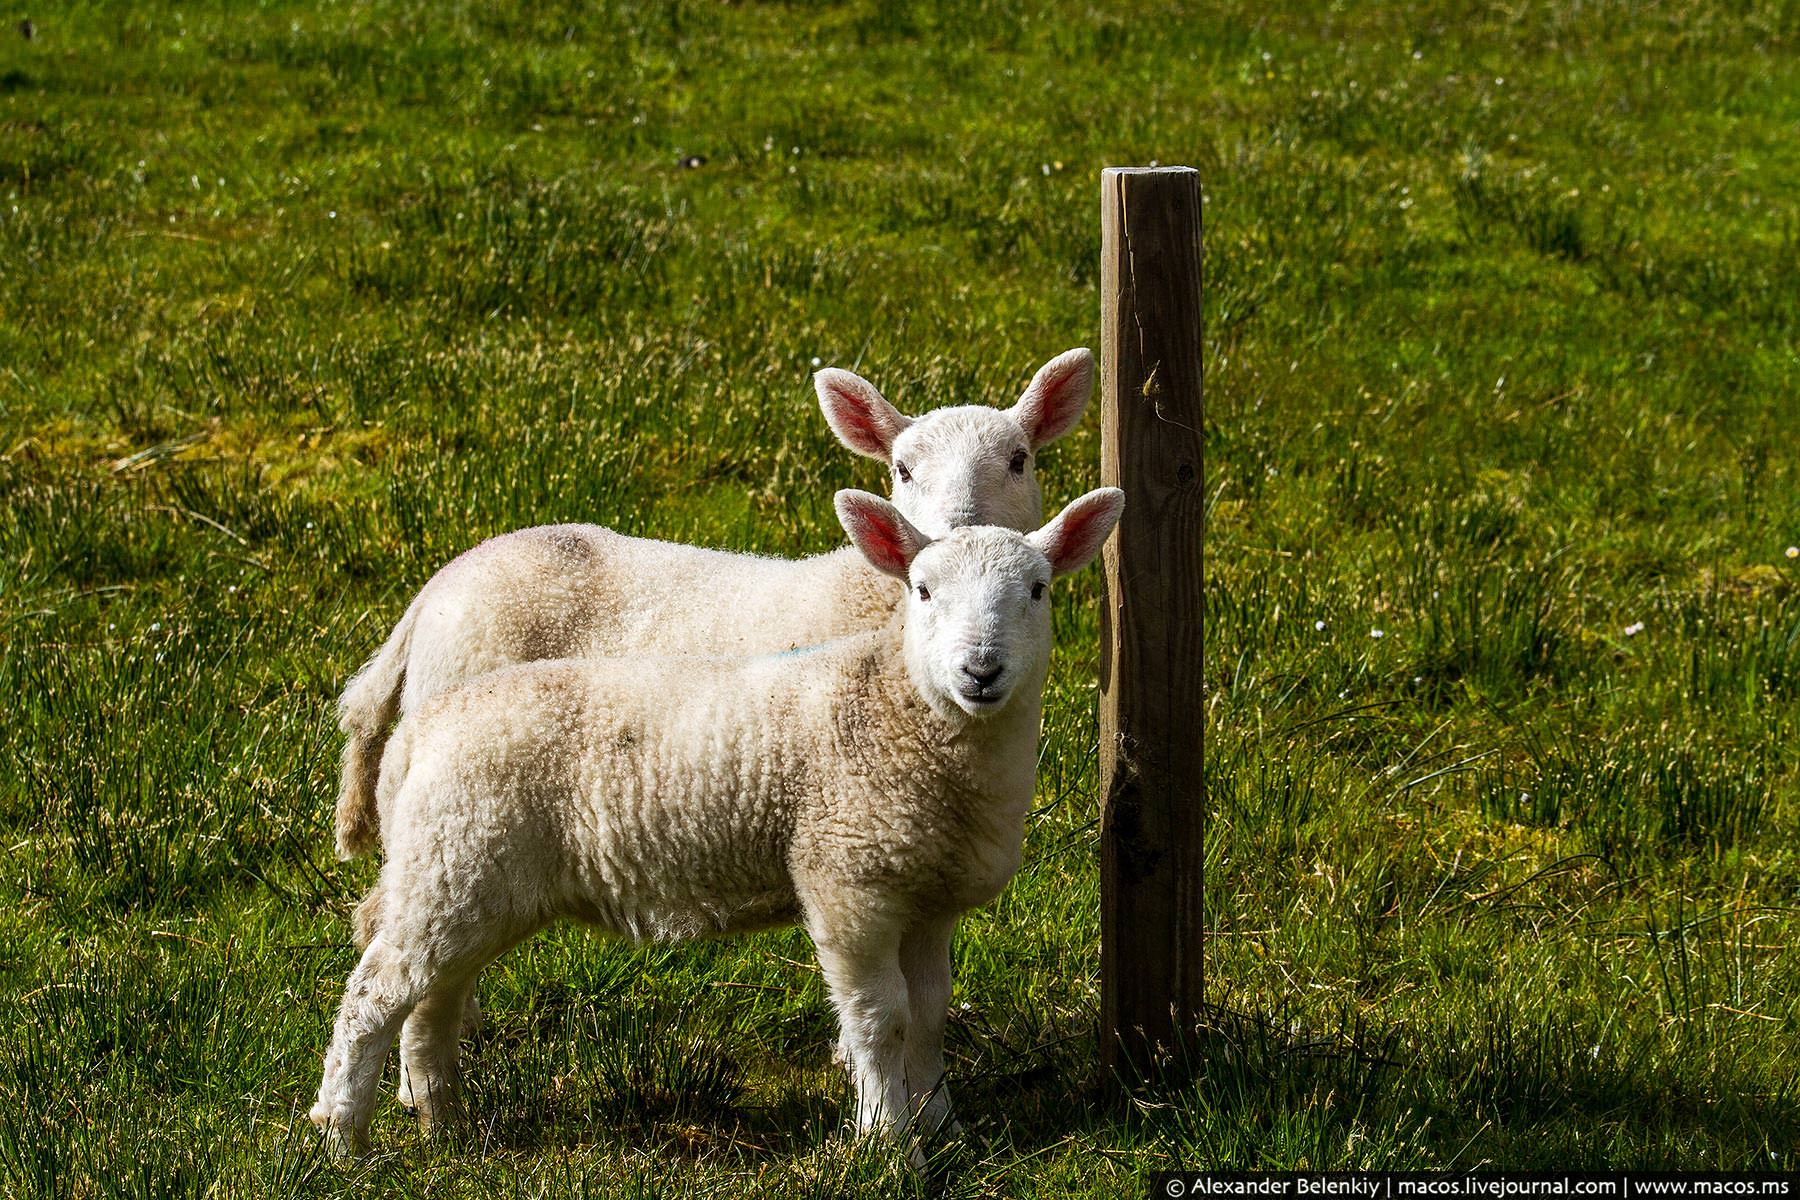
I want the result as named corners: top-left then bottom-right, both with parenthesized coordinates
top-left (802, 892), bottom-right (921, 1165)
top-left (899, 915), bottom-right (961, 1138)
top-left (815, 942), bottom-right (911, 1138)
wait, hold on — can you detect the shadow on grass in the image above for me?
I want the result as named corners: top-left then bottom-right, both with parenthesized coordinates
top-left (961, 1001), bottom-right (1800, 1170)
top-left (332, 986), bottom-right (1800, 1178)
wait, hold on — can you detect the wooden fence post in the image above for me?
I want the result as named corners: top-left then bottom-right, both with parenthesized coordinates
top-left (1099, 165), bottom-right (1204, 1090)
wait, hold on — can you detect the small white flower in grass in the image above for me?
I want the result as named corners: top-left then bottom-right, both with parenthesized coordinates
top-left (227, 585), bottom-right (237, 595)
top-left (108, 623), bottom-right (116, 632)
top-left (1412, 49), bottom-right (1423, 60)
top-left (305, 521), bottom-right (315, 530)
top-left (150, 622), bottom-right (161, 633)
top-left (1370, 628), bottom-right (1385, 639)
top-left (1314, 619), bottom-right (1326, 631)
top-left (1040, 163), bottom-right (1051, 176)
top-left (809, 356), bottom-right (822, 368)
top-left (327, 210), bottom-right (336, 219)
top-left (1624, 621), bottom-right (1644, 637)
top-left (1787, 546), bottom-right (1798, 559)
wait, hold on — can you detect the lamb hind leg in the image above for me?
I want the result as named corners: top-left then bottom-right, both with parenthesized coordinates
top-left (310, 936), bottom-right (430, 1157)
top-left (316, 890), bottom-right (528, 1155)
top-left (399, 972), bottom-right (479, 1133)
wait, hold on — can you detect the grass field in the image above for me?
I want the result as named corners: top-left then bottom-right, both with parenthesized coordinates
top-left (3, 0), bottom-right (1798, 1194)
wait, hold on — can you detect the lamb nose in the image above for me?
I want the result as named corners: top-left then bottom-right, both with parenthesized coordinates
top-left (962, 662), bottom-right (1003, 687)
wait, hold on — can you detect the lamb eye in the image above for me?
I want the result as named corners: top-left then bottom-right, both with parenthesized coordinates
top-left (916, 583), bottom-right (931, 601)
top-left (1031, 581), bottom-right (1046, 601)
top-left (895, 462), bottom-right (913, 483)
top-left (1009, 449), bottom-right (1029, 475)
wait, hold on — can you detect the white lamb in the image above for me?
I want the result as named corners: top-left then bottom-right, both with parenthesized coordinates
top-left (333, 350), bottom-right (1094, 860)
top-left (310, 484), bottom-right (1126, 1160)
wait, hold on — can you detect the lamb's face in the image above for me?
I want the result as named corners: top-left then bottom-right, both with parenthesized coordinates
top-left (903, 529), bottom-right (1054, 719)
top-left (836, 483), bottom-right (1125, 725)
top-left (887, 408), bottom-right (1042, 538)
top-left (816, 348), bottom-right (1093, 540)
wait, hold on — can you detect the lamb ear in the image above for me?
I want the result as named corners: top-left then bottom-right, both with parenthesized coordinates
top-left (835, 489), bottom-right (930, 580)
top-left (1011, 348), bottom-right (1093, 449)
top-left (816, 368), bottom-right (913, 462)
top-left (1029, 488), bottom-right (1125, 578)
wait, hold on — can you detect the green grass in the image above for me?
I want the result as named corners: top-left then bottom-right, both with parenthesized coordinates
top-left (2, 0), bottom-right (1798, 1193)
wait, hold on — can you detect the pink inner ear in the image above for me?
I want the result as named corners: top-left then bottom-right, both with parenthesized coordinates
top-left (833, 403), bottom-right (887, 453)
top-left (1047, 509), bottom-right (1096, 568)
top-left (819, 372), bottom-right (901, 459)
top-left (1044, 493), bottom-right (1119, 573)
top-left (1036, 379), bottom-right (1077, 432)
top-left (847, 509), bottom-right (911, 576)
top-left (1019, 353), bottom-right (1093, 446)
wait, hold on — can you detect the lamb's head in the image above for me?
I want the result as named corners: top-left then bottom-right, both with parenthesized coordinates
top-left (836, 485), bottom-right (1125, 721)
top-left (815, 349), bottom-right (1093, 538)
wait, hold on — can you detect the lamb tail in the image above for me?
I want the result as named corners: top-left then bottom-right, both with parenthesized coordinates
top-left (333, 597), bottom-right (420, 860)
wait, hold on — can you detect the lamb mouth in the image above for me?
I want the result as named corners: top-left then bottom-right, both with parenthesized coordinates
top-left (959, 687), bottom-right (1005, 706)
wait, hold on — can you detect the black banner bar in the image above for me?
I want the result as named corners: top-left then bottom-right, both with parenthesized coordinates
top-left (1150, 1175), bottom-right (1800, 1200)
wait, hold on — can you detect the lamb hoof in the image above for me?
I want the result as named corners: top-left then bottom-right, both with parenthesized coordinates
top-left (309, 1110), bottom-right (369, 1160)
